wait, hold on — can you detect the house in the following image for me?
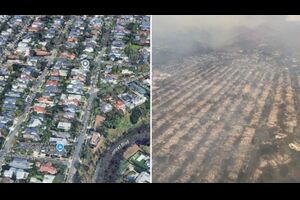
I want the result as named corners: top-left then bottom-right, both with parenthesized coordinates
top-left (72, 76), bottom-right (87, 83)
top-left (67, 37), bottom-right (79, 43)
top-left (45, 85), bottom-right (61, 94)
top-left (23, 127), bottom-right (40, 141)
top-left (132, 94), bottom-right (147, 107)
top-left (105, 65), bottom-right (112, 74)
top-left (90, 132), bottom-right (101, 148)
top-left (51, 131), bottom-right (71, 139)
top-left (39, 162), bottom-right (58, 175)
top-left (60, 98), bottom-right (80, 107)
top-left (0, 116), bottom-right (11, 124)
top-left (50, 70), bottom-right (60, 76)
top-left (4, 97), bottom-right (17, 105)
top-left (3, 168), bottom-right (15, 178)
top-left (22, 36), bottom-right (32, 43)
top-left (61, 52), bottom-right (76, 60)
top-left (28, 27), bottom-right (38, 32)
top-left (23, 131), bottom-right (40, 141)
top-left (128, 82), bottom-right (148, 96)
top-left (4, 167), bottom-right (29, 180)
top-left (84, 46), bottom-right (94, 53)
top-left (100, 103), bottom-right (112, 113)
top-left (37, 96), bottom-right (54, 106)
top-left (9, 158), bottom-right (32, 170)
top-left (48, 76), bottom-right (60, 81)
top-left (58, 70), bottom-right (68, 77)
top-left (63, 111), bottom-right (76, 119)
top-left (57, 122), bottom-right (71, 131)
top-left (143, 79), bottom-right (150, 86)
top-left (49, 137), bottom-right (69, 146)
top-left (34, 105), bottom-right (46, 114)
top-left (43, 175), bottom-right (55, 183)
top-left (67, 94), bottom-right (82, 101)
top-left (115, 100), bottom-right (125, 111)
top-left (122, 69), bottom-right (133, 75)
top-left (16, 169), bottom-right (29, 180)
top-left (118, 93), bottom-right (146, 109)
top-left (135, 172), bottom-right (150, 183)
top-left (2, 103), bottom-right (16, 110)
top-left (101, 76), bottom-right (117, 85)
top-left (54, 18), bottom-right (62, 26)
top-left (63, 105), bottom-right (77, 113)
top-left (46, 80), bottom-right (59, 87)
top-left (28, 118), bottom-right (42, 128)
top-left (35, 50), bottom-right (50, 56)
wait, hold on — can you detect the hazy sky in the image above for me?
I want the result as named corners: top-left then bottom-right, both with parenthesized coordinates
top-left (153, 15), bottom-right (300, 47)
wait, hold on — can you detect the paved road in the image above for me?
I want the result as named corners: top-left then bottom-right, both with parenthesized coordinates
top-left (0, 17), bottom-right (33, 64)
top-left (0, 18), bottom-right (69, 167)
top-left (0, 67), bottom-right (49, 167)
top-left (93, 127), bottom-right (150, 183)
top-left (9, 153), bottom-right (69, 166)
top-left (0, 17), bottom-right (86, 171)
top-left (66, 23), bottom-right (104, 182)
top-left (66, 68), bottom-right (100, 183)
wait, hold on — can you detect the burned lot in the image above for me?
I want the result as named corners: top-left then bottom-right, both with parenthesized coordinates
top-left (153, 50), bottom-right (300, 183)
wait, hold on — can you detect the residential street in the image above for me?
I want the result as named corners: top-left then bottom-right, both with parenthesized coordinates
top-left (0, 67), bottom-right (49, 167)
top-left (66, 67), bottom-right (100, 183)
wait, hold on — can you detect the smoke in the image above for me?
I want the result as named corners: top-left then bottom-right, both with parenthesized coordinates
top-left (153, 15), bottom-right (295, 48)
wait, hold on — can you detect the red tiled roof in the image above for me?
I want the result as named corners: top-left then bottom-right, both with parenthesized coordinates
top-left (115, 100), bottom-right (125, 110)
top-left (28, 27), bottom-right (39, 32)
top-left (40, 162), bottom-right (57, 175)
top-left (67, 37), bottom-right (79, 43)
top-left (34, 106), bottom-right (46, 113)
top-left (61, 52), bottom-right (76, 60)
top-left (69, 99), bottom-right (80, 105)
top-left (46, 80), bottom-right (59, 86)
top-left (35, 50), bottom-right (50, 56)
top-left (37, 97), bottom-right (48, 102)
top-left (37, 97), bottom-right (53, 105)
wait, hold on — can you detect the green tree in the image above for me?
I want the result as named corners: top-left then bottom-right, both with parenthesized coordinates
top-left (130, 107), bottom-right (142, 124)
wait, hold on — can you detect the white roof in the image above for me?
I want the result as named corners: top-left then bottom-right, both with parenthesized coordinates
top-left (16, 169), bottom-right (28, 180)
top-left (135, 172), bottom-right (150, 183)
top-left (43, 175), bottom-right (55, 183)
top-left (28, 119), bottom-right (42, 128)
top-left (3, 168), bottom-right (15, 178)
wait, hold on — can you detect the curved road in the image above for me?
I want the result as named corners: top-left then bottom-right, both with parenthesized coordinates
top-left (92, 126), bottom-right (150, 183)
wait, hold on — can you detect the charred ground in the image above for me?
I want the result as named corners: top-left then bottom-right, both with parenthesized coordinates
top-left (153, 27), bottom-right (300, 182)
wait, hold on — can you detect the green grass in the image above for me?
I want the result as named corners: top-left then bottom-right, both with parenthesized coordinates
top-left (107, 113), bottom-right (134, 142)
top-left (140, 145), bottom-right (150, 154)
top-left (35, 174), bottom-right (44, 181)
top-left (107, 110), bottom-right (149, 142)
top-left (53, 173), bottom-right (65, 183)
top-left (128, 44), bottom-right (141, 51)
top-left (125, 43), bottom-right (141, 56)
